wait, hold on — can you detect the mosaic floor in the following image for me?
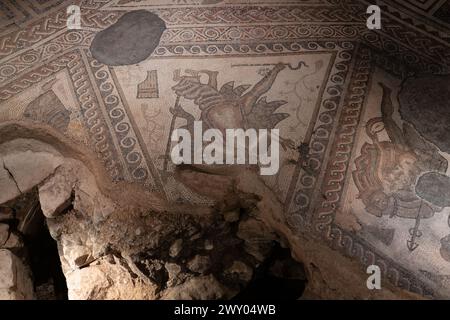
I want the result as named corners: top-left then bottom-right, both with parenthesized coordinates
top-left (0, 0), bottom-right (449, 298)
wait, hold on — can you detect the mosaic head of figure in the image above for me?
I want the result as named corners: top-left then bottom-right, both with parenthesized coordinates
top-left (381, 151), bottom-right (420, 194)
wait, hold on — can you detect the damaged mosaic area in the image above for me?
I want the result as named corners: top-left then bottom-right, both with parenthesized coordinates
top-left (0, 0), bottom-right (449, 300)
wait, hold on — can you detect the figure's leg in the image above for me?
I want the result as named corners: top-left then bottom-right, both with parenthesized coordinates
top-left (241, 63), bottom-right (286, 115)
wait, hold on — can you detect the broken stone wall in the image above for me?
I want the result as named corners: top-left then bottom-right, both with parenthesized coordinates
top-left (0, 249), bottom-right (34, 300)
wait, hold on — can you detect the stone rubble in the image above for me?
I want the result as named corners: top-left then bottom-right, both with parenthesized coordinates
top-left (0, 249), bottom-right (34, 300)
top-left (0, 136), bottom-right (420, 300)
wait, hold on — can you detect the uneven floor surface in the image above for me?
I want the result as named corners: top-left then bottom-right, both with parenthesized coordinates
top-left (0, 0), bottom-right (450, 300)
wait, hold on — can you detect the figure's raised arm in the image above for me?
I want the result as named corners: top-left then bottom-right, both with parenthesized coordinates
top-left (241, 63), bottom-right (286, 115)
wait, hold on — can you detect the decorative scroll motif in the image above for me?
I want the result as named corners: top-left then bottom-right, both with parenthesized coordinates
top-left (1, 0), bottom-right (450, 298)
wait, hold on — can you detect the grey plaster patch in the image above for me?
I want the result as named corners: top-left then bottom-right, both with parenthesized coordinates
top-left (362, 225), bottom-right (395, 246)
top-left (399, 75), bottom-right (450, 153)
top-left (416, 172), bottom-right (450, 208)
top-left (90, 10), bottom-right (166, 66)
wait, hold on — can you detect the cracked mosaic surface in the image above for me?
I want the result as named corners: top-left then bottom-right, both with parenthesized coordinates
top-left (0, 0), bottom-right (449, 298)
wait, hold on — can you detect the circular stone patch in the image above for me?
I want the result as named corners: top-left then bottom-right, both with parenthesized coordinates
top-left (416, 172), bottom-right (450, 208)
top-left (90, 10), bottom-right (166, 66)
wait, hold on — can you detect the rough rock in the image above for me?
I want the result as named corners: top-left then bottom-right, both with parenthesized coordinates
top-left (50, 158), bottom-right (116, 225)
top-left (175, 166), bottom-right (235, 200)
top-left (46, 218), bottom-right (64, 240)
top-left (2, 149), bottom-right (63, 193)
top-left (73, 184), bottom-right (115, 226)
top-left (135, 227), bottom-right (142, 236)
top-left (237, 218), bottom-right (276, 262)
top-left (66, 265), bottom-right (110, 300)
top-left (0, 224), bottom-right (9, 245)
top-left (224, 261), bottom-right (253, 282)
top-left (165, 263), bottom-right (183, 287)
top-left (62, 244), bottom-right (92, 271)
top-left (0, 249), bottom-right (34, 300)
top-left (237, 219), bottom-right (275, 242)
top-left (136, 259), bottom-right (165, 286)
top-left (38, 165), bottom-right (75, 218)
top-left (223, 210), bottom-right (240, 223)
top-left (0, 252), bottom-right (15, 289)
top-left (0, 207), bottom-right (13, 222)
top-left (0, 163), bottom-right (21, 204)
top-left (1, 232), bottom-right (23, 249)
top-left (204, 239), bottom-right (214, 250)
top-left (169, 239), bottom-right (183, 258)
top-left (0, 290), bottom-right (23, 300)
top-left (162, 274), bottom-right (233, 300)
top-left (269, 257), bottom-right (305, 280)
top-left (67, 257), bottom-right (158, 300)
top-left (187, 255), bottom-right (211, 273)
